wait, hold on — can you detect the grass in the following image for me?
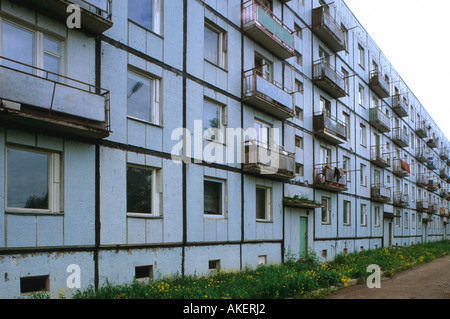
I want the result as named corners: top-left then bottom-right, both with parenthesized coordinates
top-left (31, 240), bottom-right (450, 299)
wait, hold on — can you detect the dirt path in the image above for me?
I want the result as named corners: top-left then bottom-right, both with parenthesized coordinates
top-left (324, 255), bottom-right (450, 299)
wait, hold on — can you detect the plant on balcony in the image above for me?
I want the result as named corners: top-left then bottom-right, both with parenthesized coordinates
top-left (283, 195), bottom-right (324, 208)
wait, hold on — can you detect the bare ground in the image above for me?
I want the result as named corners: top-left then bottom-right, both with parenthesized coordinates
top-left (324, 255), bottom-right (450, 299)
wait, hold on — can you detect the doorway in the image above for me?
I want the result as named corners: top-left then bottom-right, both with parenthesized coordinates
top-left (299, 217), bottom-right (308, 258)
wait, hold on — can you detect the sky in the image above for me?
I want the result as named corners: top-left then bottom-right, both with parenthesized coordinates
top-left (343, 0), bottom-right (450, 140)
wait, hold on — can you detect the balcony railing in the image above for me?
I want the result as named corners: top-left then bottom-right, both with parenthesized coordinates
top-left (243, 140), bottom-right (295, 180)
top-left (371, 184), bottom-right (391, 203)
top-left (312, 59), bottom-right (347, 99)
top-left (416, 200), bottom-right (429, 212)
top-left (16, 0), bottom-right (113, 34)
top-left (314, 164), bottom-right (348, 192)
top-left (427, 135), bottom-right (439, 149)
top-left (243, 67), bottom-right (294, 120)
top-left (369, 107), bottom-right (390, 133)
top-left (392, 94), bottom-right (408, 118)
top-left (369, 70), bottom-right (390, 98)
top-left (370, 145), bottom-right (390, 168)
top-left (426, 157), bottom-right (437, 170)
top-left (416, 147), bottom-right (429, 163)
top-left (0, 56), bottom-right (110, 139)
top-left (242, 0), bottom-right (295, 60)
top-left (393, 159), bottom-right (410, 177)
top-left (440, 188), bottom-right (449, 199)
top-left (427, 179), bottom-right (439, 192)
top-left (313, 112), bottom-right (347, 145)
top-left (415, 120), bottom-right (428, 139)
top-left (416, 173), bottom-right (428, 188)
top-left (392, 127), bottom-right (409, 148)
top-left (440, 148), bottom-right (449, 161)
top-left (311, 6), bottom-right (346, 53)
top-left (393, 191), bottom-right (409, 207)
top-left (427, 201), bottom-right (438, 213)
top-left (440, 168), bottom-right (449, 180)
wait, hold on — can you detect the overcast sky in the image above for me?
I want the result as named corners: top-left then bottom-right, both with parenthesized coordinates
top-left (343, 0), bottom-right (450, 140)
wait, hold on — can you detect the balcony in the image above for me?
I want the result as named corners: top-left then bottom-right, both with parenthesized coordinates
top-left (416, 200), bottom-right (429, 212)
top-left (416, 147), bottom-right (428, 163)
top-left (243, 68), bottom-right (294, 120)
top-left (369, 70), bottom-right (390, 98)
top-left (440, 168), bottom-right (449, 180)
top-left (369, 107), bottom-right (390, 133)
top-left (427, 135), bottom-right (439, 149)
top-left (392, 127), bottom-right (409, 148)
top-left (393, 159), bottom-right (410, 178)
top-left (0, 56), bottom-right (110, 139)
top-left (392, 94), bottom-right (408, 118)
top-left (243, 140), bottom-right (295, 180)
top-left (312, 59), bottom-right (347, 99)
top-left (311, 6), bottom-right (346, 53)
top-left (416, 173), bottom-right (428, 188)
top-left (313, 112), bottom-right (347, 145)
top-left (15, 0), bottom-right (113, 34)
top-left (426, 157), bottom-right (437, 171)
top-left (242, 0), bottom-right (295, 60)
top-left (371, 184), bottom-right (391, 203)
top-left (370, 145), bottom-right (390, 168)
top-left (427, 179), bottom-right (439, 192)
top-left (427, 201), bottom-right (438, 214)
top-left (393, 192), bottom-right (409, 208)
top-left (314, 164), bottom-right (348, 192)
top-left (415, 120), bottom-right (428, 139)
top-left (440, 188), bottom-right (449, 199)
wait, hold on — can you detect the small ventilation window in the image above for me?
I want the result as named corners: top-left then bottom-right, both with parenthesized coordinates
top-left (135, 265), bottom-right (153, 280)
top-left (208, 260), bottom-right (221, 273)
top-left (20, 275), bottom-right (49, 295)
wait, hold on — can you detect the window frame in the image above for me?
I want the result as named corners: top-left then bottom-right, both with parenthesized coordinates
top-left (126, 164), bottom-right (160, 217)
top-left (204, 20), bottom-right (227, 69)
top-left (203, 98), bottom-right (227, 144)
top-left (5, 145), bottom-right (63, 215)
top-left (128, 0), bottom-right (162, 35)
top-left (203, 178), bottom-right (226, 219)
top-left (343, 200), bottom-right (351, 226)
top-left (256, 186), bottom-right (272, 222)
top-left (321, 196), bottom-right (331, 225)
top-left (360, 203), bottom-right (367, 226)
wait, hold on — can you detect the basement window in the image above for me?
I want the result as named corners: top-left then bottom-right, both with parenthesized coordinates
top-left (20, 275), bottom-right (49, 295)
top-left (209, 260), bottom-right (221, 273)
top-left (135, 265), bottom-right (153, 281)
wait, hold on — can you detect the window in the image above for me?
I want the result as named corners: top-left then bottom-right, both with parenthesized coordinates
top-left (256, 187), bottom-right (271, 221)
top-left (360, 164), bottom-right (367, 186)
top-left (360, 204), bottom-right (367, 226)
top-left (204, 179), bottom-right (225, 217)
top-left (6, 147), bottom-right (62, 213)
top-left (127, 70), bottom-right (161, 125)
top-left (295, 107), bottom-right (304, 121)
top-left (295, 51), bottom-right (303, 67)
top-left (342, 68), bottom-right (349, 93)
top-left (358, 85), bottom-right (365, 107)
top-left (254, 119), bottom-right (272, 147)
top-left (319, 47), bottom-right (330, 64)
top-left (135, 265), bottom-right (153, 281)
top-left (258, 255), bottom-right (267, 265)
top-left (374, 206), bottom-right (380, 227)
top-left (343, 200), bottom-right (351, 225)
top-left (255, 53), bottom-right (273, 81)
top-left (321, 197), bottom-right (331, 224)
top-left (128, 0), bottom-right (161, 34)
top-left (295, 136), bottom-right (303, 149)
top-left (343, 112), bottom-right (350, 140)
top-left (20, 276), bottom-right (49, 295)
top-left (204, 99), bottom-right (226, 143)
top-left (295, 164), bottom-right (304, 177)
top-left (411, 213), bottom-right (415, 229)
top-left (127, 165), bottom-right (159, 215)
top-left (343, 156), bottom-right (351, 182)
top-left (208, 260), bottom-right (221, 273)
top-left (294, 24), bottom-right (302, 39)
top-left (360, 123), bottom-right (366, 146)
top-left (320, 147), bottom-right (332, 165)
top-left (404, 212), bottom-right (409, 229)
top-left (1, 20), bottom-right (62, 77)
top-left (358, 44), bottom-right (365, 69)
top-left (320, 97), bottom-right (331, 116)
top-left (295, 79), bottom-right (304, 94)
top-left (204, 21), bottom-right (227, 68)
top-left (395, 210), bottom-right (401, 227)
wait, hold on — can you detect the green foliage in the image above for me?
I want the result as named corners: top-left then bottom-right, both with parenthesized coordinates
top-left (73, 240), bottom-right (450, 300)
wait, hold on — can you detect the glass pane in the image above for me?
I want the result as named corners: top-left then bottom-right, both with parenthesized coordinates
top-left (203, 100), bottom-right (221, 141)
top-left (44, 37), bottom-right (60, 54)
top-left (204, 26), bottom-right (218, 65)
top-left (44, 54), bottom-right (60, 82)
top-left (127, 166), bottom-right (152, 214)
top-left (7, 148), bottom-right (49, 209)
top-left (2, 21), bottom-right (34, 73)
top-left (128, 0), bottom-right (153, 31)
top-left (127, 72), bottom-right (153, 122)
top-left (204, 181), bottom-right (222, 215)
top-left (256, 188), bottom-right (266, 220)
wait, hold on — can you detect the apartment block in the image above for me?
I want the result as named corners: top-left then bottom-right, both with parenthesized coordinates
top-left (0, 0), bottom-right (448, 298)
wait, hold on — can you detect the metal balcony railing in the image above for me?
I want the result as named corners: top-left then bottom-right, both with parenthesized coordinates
top-left (392, 94), bottom-right (408, 118)
top-left (416, 173), bottom-right (428, 188)
top-left (243, 139), bottom-right (295, 180)
top-left (312, 59), bottom-right (347, 99)
top-left (393, 191), bottom-right (409, 207)
top-left (370, 145), bottom-right (390, 168)
top-left (440, 148), bottom-right (449, 161)
top-left (392, 127), bottom-right (409, 148)
top-left (311, 6), bottom-right (346, 53)
top-left (369, 107), bottom-right (390, 133)
top-left (371, 184), bottom-right (391, 203)
top-left (0, 56), bottom-right (110, 139)
top-left (242, 0), bottom-right (295, 59)
top-left (313, 163), bottom-right (348, 192)
top-left (393, 159), bottom-right (410, 177)
top-left (313, 111), bottom-right (347, 145)
top-left (369, 70), bottom-right (390, 98)
top-left (416, 147), bottom-right (429, 163)
top-left (415, 120), bottom-right (428, 139)
top-left (416, 200), bottom-right (429, 212)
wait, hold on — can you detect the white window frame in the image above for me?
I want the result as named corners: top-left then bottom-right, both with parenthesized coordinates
top-left (204, 20), bottom-right (227, 69)
top-left (203, 98), bottom-right (227, 144)
top-left (343, 200), bottom-right (351, 226)
top-left (127, 69), bottom-right (161, 125)
top-left (360, 204), bottom-right (367, 226)
top-left (128, 0), bottom-right (162, 35)
top-left (126, 164), bottom-right (161, 217)
top-left (204, 177), bottom-right (226, 219)
top-left (256, 186), bottom-right (272, 222)
top-left (321, 196), bottom-right (331, 225)
top-left (5, 145), bottom-right (62, 214)
top-left (374, 206), bottom-right (380, 227)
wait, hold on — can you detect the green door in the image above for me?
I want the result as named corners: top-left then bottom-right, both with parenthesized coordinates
top-left (299, 217), bottom-right (308, 258)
